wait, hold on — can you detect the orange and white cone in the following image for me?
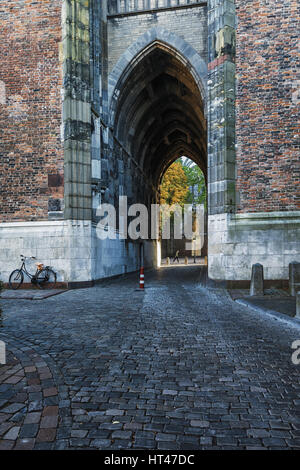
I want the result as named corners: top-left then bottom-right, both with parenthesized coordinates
top-left (139, 267), bottom-right (144, 290)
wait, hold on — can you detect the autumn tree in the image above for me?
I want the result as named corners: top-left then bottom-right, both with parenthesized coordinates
top-left (181, 159), bottom-right (206, 207)
top-left (160, 158), bottom-right (206, 208)
top-left (160, 160), bottom-right (189, 206)
top-left (159, 159), bottom-right (206, 253)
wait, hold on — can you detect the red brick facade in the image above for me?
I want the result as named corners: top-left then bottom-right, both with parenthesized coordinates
top-left (0, 1), bottom-right (63, 222)
top-left (235, 0), bottom-right (300, 213)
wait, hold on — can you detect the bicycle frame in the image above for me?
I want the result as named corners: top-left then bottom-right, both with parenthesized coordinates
top-left (19, 259), bottom-right (41, 281)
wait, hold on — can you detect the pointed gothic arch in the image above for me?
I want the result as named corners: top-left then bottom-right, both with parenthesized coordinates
top-left (108, 26), bottom-right (207, 128)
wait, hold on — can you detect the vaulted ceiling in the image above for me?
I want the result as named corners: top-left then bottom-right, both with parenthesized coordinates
top-left (114, 46), bottom-right (207, 188)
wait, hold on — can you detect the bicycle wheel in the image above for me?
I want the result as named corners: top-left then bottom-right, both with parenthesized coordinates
top-left (9, 269), bottom-right (24, 290)
top-left (37, 268), bottom-right (57, 289)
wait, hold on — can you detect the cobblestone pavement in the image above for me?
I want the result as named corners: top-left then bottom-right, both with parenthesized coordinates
top-left (0, 266), bottom-right (299, 450)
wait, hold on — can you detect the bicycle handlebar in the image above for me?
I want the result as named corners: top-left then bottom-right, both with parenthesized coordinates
top-left (20, 255), bottom-right (36, 260)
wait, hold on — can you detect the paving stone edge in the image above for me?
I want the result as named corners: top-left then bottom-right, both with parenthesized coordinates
top-left (235, 299), bottom-right (300, 330)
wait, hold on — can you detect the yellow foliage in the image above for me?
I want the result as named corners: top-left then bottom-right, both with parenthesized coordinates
top-left (160, 161), bottom-right (189, 207)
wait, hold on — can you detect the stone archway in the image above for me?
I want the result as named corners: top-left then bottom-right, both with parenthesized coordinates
top-left (105, 31), bottom-right (207, 269)
top-left (108, 26), bottom-right (207, 127)
top-left (109, 33), bottom-right (207, 200)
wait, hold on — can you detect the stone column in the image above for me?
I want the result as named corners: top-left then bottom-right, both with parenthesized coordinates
top-left (207, 0), bottom-right (236, 280)
top-left (90, 1), bottom-right (107, 221)
top-left (207, 0), bottom-right (236, 215)
top-left (62, 0), bottom-right (92, 221)
top-left (289, 261), bottom-right (300, 296)
top-left (296, 292), bottom-right (300, 318)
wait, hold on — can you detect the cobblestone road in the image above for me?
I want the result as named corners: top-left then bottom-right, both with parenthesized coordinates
top-left (0, 266), bottom-right (299, 450)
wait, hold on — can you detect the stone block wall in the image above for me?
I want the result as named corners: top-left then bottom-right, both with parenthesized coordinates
top-left (107, 5), bottom-right (208, 75)
top-left (0, 219), bottom-right (157, 285)
top-left (0, 0), bottom-right (64, 222)
top-left (0, 221), bottom-right (72, 284)
top-left (235, 0), bottom-right (300, 213)
top-left (208, 211), bottom-right (300, 282)
top-left (108, 0), bottom-right (203, 15)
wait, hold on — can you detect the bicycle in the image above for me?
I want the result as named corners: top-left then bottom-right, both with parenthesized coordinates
top-left (9, 255), bottom-right (57, 290)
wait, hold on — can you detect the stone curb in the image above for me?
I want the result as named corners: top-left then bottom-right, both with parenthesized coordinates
top-left (235, 298), bottom-right (300, 330)
top-left (0, 290), bottom-right (68, 301)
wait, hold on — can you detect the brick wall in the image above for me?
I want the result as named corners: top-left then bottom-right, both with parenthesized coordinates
top-left (0, 0), bottom-right (63, 222)
top-left (235, 0), bottom-right (300, 213)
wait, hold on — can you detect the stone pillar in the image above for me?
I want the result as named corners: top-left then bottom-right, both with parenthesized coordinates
top-left (0, 340), bottom-right (5, 365)
top-left (90, 1), bottom-right (107, 221)
top-left (62, 0), bottom-right (92, 221)
top-left (289, 261), bottom-right (300, 296)
top-left (207, 1), bottom-right (237, 281)
top-left (207, 0), bottom-right (236, 216)
top-left (296, 292), bottom-right (300, 318)
top-left (250, 263), bottom-right (264, 296)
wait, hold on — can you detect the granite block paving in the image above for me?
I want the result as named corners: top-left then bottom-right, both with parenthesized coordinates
top-left (0, 266), bottom-right (299, 450)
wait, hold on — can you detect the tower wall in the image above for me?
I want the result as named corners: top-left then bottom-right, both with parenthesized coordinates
top-left (236, 0), bottom-right (300, 213)
top-left (207, 0), bottom-right (300, 283)
top-left (0, 0), bottom-right (64, 222)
